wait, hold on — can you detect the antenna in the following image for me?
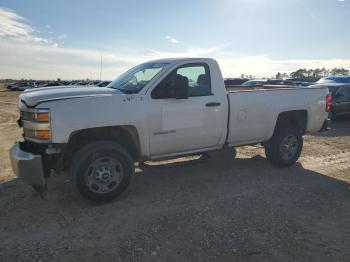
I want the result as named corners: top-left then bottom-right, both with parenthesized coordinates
top-left (99, 50), bottom-right (103, 81)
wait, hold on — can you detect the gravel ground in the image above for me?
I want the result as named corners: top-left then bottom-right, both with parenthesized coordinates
top-left (0, 88), bottom-right (349, 262)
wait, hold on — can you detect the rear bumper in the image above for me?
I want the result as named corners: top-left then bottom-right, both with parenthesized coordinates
top-left (9, 142), bottom-right (46, 186)
top-left (319, 118), bottom-right (331, 132)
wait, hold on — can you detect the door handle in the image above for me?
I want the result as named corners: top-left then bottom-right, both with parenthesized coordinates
top-left (206, 102), bottom-right (221, 107)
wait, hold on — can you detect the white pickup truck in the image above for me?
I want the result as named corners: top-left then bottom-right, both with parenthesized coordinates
top-left (10, 58), bottom-right (331, 202)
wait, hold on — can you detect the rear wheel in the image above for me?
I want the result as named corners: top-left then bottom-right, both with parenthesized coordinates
top-left (71, 141), bottom-right (134, 202)
top-left (264, 126), bottom-right (303, 167)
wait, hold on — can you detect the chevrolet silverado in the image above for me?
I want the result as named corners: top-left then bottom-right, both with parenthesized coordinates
top-left (10, 58), bottom-right (331, 202)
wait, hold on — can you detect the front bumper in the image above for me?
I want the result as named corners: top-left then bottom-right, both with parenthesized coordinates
top-left (9, 142), bottom-right (46, 186)
top-left (319, 118), bottom-right (331, 132)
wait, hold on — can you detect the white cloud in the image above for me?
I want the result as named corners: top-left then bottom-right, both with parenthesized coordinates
top-left (165, 35), bottom-right (179, 44)
top-left (0, 7), bottom-right (349, 80)
top-left (147, 48), bottom-right (350, 78)
top-left (0, 7), bottom-right (32, 38)
top-left (149, 46), bottom-right (222, 58)
top-left (0, 7), bottom-right (58, 47)
top-left (58, 33), bottom-right (67, 39)
top-left (216, 55), bottom-right (350, 78)
top-left (0, 39), bottom-right (147, 80)
top-left (1, 36), bottom-right (349, 80)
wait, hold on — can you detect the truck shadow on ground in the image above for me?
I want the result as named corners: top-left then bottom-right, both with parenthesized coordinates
top-left (0, 153), bottom-right (349, 261)
top-left (1, 152), bottom-right (349, 210)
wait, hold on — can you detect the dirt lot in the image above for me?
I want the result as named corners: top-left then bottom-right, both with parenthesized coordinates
top-left (0, 87), bottom-right (349, 262)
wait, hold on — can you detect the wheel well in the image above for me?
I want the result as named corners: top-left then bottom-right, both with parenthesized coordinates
top-left (62, 126), bottom-right (141, 170)
top-left (274, 110), bottom-right (308, 135)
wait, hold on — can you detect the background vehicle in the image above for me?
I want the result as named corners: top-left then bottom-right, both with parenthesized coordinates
top-left (88, 81), bottom-right (101, 86)
top-left (316, 75), bottom-right (350, 84)
top-left (241, 79), bottom-right (267, 89)
top-left (96, 81), bottom-right (112, 87)
top-left (10, 82), bottom-right (34, 91)
top-left (6, 81), bottom-right (17, 89)
top-left (36, 81), bottom-right (61, 88)
top-left (312, 84), bottom-right (350, 119)
top-left (10, 58), bottom-right (330, 202)
top-left (240, 79), bottom-right (296, 90)
top-left (287, 78), bottom-right (314, 86)
top-left (224, 78), bottom-right (249, 86)
top-left (17, 83), bottom-right (35, 91)
top-left (266, 79), bottom-right (295, 86)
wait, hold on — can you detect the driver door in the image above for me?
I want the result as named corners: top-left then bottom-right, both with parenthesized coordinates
top-left (146, 63), bottom-right (227, 157)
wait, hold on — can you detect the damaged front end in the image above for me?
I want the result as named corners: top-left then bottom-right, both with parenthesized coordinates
top-left (10, 141), bottom-right (64, 198)
top-left (10, 142), bottom-right (47, 196)
top-left (10, 105), bottom-right (64, 198)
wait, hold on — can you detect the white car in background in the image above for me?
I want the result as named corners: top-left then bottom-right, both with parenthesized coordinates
top-left (316, 75), bottom-right (350, 84)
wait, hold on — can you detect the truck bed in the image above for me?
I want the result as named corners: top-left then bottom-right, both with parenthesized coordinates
top-left (225, 86), bottom-right (329, 147)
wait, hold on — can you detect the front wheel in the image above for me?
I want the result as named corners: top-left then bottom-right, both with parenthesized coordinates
top-left (264, 126), bottom-right (303, 167)
top-left (71, 141), bottom-right (134, 202)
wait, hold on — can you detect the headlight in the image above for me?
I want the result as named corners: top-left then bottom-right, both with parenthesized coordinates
top-left (22, 109), bottom-right (50, 123)
top-left (35, 112), bottom-right (50, 122)
top-left (21, 109), bottom-right (51, 142)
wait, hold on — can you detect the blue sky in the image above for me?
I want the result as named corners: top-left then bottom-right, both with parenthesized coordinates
top-left (0, 0), bottom-right (349, 79)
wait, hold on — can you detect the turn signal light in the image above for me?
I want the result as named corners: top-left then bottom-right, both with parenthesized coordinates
top-left (36, 112), bottom-right (50, 122)
top-left (35, 130), bottom-right (51, 140)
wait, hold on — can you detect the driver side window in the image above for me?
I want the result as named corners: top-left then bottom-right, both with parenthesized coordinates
top-left (151, 63), bottom-right (211, 99)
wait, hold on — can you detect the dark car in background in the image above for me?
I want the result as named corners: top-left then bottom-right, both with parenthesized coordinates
top-left (311, 83), bottom-right (350, 119)
top-left (328, 84), bottom-right (350, 119)
top-left (224, 78), bottom-right (249, 86)
top-left (286, 78), bottom-right (314, 86)
top-left (241, 79), bottom-right (267, 88)
top-left (10, 82), bottom-right (35, 91)
top-left (292, 80), bottom-right (313, 87)
top-left (36, 81), bottom-right (61, 88)
top-left (6, 82), bottom-right (17, 89)
top-left (3, 79), bottom-right (113, 91)
top-left (266, 79), bottom-right (295, 86)
top-left (241, 79), bottom-right (296, 89)
top-left (96, 81), bottom-right (111, 87)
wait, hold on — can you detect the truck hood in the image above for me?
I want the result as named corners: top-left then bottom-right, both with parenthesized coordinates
top-left (20, 85), bottom-right (121, 107)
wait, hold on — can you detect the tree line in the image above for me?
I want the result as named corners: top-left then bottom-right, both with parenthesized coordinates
top-left (275, 67), bottom-right (349, 82)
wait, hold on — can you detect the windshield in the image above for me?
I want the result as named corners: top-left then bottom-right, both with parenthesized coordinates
top-left (107, 62), bottom-right (168, 93)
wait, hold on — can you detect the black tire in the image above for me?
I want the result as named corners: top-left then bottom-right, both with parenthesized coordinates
top-left (264, 126), bottom-right (303, 167)
top-left (71, 141), bottom-right (134, 202)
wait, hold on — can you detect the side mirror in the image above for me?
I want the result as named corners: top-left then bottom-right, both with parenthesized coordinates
top-left (174, 75), bottom-right (189, 99)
